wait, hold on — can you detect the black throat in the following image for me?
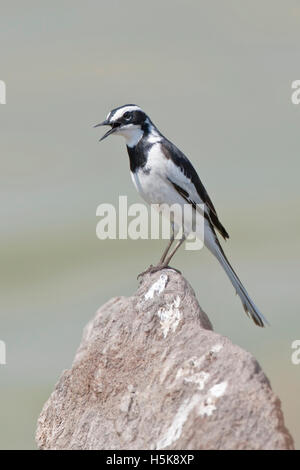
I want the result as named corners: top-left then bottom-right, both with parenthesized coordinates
top-left (126, 121), bottom-right (158, 173)
top-left (126, 138), bottom-right (153, 173)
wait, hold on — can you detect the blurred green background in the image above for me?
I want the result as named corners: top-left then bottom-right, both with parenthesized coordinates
top-left (1, 0), bottom-right (300, 449)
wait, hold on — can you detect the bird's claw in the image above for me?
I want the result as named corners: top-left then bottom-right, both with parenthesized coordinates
top-left (137, 264), bottom-right (181, 279)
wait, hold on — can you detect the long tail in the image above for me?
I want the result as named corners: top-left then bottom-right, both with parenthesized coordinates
top-left (204, 223), bottom-right (269, 327)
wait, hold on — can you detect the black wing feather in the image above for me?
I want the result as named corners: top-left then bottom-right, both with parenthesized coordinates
top-left (162, 139), bottom-right (229, 240)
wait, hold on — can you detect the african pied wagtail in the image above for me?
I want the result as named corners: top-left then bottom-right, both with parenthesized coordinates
top-left (95, 104), bottom-right (268, 327)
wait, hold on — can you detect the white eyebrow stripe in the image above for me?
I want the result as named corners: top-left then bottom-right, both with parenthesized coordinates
top-left (109, 105), bottom-right (141, 122)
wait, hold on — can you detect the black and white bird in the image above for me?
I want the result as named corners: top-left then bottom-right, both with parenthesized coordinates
top-left (95, 104), bottom-right (268, 327)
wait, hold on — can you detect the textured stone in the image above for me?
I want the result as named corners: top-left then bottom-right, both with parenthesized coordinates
top-left (36, 270), bottom-right (294, 450)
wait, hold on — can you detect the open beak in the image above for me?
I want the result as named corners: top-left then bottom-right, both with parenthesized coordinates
top-left (94, 120), bottom-right (119, 142)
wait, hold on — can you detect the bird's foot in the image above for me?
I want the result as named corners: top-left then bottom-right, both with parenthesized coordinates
top-left (137, 264), bottom-right (181, 279)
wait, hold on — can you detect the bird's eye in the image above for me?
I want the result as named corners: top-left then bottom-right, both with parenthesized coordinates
top-left (123, 111), bottom-right (131, 121)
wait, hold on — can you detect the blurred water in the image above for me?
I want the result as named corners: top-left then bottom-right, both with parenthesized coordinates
top-left (1, 0), bottom-right (300, 449)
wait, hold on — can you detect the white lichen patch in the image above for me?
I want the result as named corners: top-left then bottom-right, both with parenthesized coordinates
top-left (210, 343), bottom-right (223, 354)
top-left (198, 381), bottom-right (228, 417)
top-left (210, 381), bottom-right (227, 398)
top-left (144, 273), bottom-right (168, 300)
top-left (157, 296), bottom-right (181, 338)
top-left (183, 371), bottom-right (210, 390)
top-left (198, 397), bottom-right (217, 417)
top-left (156, 380), bottom-right (227, 448)
top-left (156, 394), bottom-right (200, 449)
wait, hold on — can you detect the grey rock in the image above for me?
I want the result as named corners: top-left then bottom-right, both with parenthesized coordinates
top-left (36, 270), bottom-right (294, 450)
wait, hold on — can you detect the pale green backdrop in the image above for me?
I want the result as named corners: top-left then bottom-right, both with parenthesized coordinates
top-left (1, 0), bottom-right (299, 449)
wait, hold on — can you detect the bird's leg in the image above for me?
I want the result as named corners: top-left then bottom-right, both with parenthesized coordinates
top-left (138, 226), bottom-right (175, 278)
top-left (138, 233), bottom-right (185, 278)
top-left (159, 224), bottom-right (175, 264)
top-left (163, 235), bottom-right (185, 267)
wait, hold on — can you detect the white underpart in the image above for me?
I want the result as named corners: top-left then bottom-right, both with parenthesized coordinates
top-left (130, 143), bottom-right (203, 237)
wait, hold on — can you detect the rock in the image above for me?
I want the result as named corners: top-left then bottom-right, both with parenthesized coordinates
top-left (36, 270), bottom-right (294, 450)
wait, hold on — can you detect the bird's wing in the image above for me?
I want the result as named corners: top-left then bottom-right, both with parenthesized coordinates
top-left (161, 139), bottom-right (229, 240)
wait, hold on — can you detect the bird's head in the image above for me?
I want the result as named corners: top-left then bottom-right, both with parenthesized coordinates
top-left (95, 104), bottom-right (150, 147)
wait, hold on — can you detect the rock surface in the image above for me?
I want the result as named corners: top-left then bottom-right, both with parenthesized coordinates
top-left (36, 270), bottom-right (294, 450)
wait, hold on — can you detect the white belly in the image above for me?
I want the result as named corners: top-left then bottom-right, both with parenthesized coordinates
top-left (130, 169), bottom-right (173, 205)
top-left (130, 143), bottom-right (181, 204)
top-left (130, 168), bottom-right (203, 238)
top-left (129, 143), bottom-right (205, 238)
